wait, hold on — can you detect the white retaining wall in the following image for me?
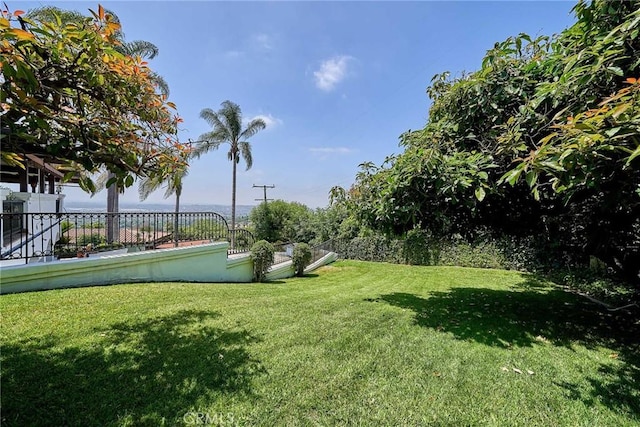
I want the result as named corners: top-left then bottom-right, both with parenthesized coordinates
top-left (0, 242), bottom-right (252, 294)
top-left (0, 243), bottom-right (339, 294)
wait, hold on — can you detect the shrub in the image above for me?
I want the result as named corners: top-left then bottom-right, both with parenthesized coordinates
top-left (77, 233), bottom-right (106, 247)
top-left (403, 229), bottom-right (435, 265)
top-left (334, 232), bottom-right (545, 272)
top-left (251, 240), bottom-right (274, 282)
top-left (333, 236), bottom-right (404, 264)
top-left (292, 243), bottom-right (312, 276)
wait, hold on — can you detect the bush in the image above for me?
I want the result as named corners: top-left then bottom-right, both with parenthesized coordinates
top-left (334, 232), bottom-right (545, 272)
top-left (251, 240), bottom-right (274, 282)
top-left (403, 229), bottom-right (436, 265)
top-left (333, 236), bottom-right (404, 264)
top-left (77, 233), bottom-right (106, 247)
top-left (292, 243), bottom-right (312, 276)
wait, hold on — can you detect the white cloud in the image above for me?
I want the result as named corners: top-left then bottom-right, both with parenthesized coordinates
top-left (253, 33), bottom-right (274, 51)
top-left (247, 114), bottom-right (282, 130)
top-left (313, 55), bottom-right (354, 91)
top-left (309, 147), bottom-right (354, 154)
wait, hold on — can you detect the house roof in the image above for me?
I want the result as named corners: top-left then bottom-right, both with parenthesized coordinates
top-left (1, 127), bottom-right (82, 185)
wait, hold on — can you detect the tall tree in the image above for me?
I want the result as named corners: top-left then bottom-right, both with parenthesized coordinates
top-left (1, 5), bottom-right (184, 188)
top-left (336, 0), bottom-right (640, 287)
top-left (27, 5), bottom-right (169, 229)
top-left (195, 101), bottom-right (266, 245)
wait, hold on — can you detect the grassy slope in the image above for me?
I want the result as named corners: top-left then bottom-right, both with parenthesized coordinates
top-left (1, 261), bottom-right (638, 426)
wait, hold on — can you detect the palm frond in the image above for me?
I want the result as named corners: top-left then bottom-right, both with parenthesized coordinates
top-left (150, 71), bottom-right (170, 96)
top-left (119, 40), bottom-right (159, 59)
top-left (27, 6), bottom-right (123, 38)
top-left (219, 100), bottom-right (242, 141)
top-left (198, 101), bottom-right (263, 170)
top-left (93, 169), bottom-right (110, 192)
top-left (240, 118), bottom-right (267, 140)
top-left (199, 109), bottom-right (227, 134)
top-left (192, 131), bottom-right (225, 159)
top-left (139, 165), bottom-right (188, 202)
top-left (104, 8), bottom-right (124, 39)
top-left (164, 169), bottom-right (188, 199)
top-left (240, 142), bottom-right (253, 170)
top-left (26, 6), bottom-right (86, 25)
top-left (138, 176), bottom-right (163, 201)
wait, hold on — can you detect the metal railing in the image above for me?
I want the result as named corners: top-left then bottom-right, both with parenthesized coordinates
top-left (310, 239), bottom-right (337, 264)
top-left (1, 211), bottom-right (254, 263)
top-left (271, 241), bottom-right (294, 265)
top-left (228, 229), bottom-right (255, 255)
top-left (268, 240), bottom-right (337, 267)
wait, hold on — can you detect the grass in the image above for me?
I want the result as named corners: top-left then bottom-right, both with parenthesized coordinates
top-left (1, 260), bottom-right (638, 426)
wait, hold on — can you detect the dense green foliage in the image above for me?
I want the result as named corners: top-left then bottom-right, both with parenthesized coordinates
top-left (249, 199), bottom-right (361, 245)
top-left (250, 200), bottom-right (314, 243)
top-left (292, 243), bottom-right (312, 276)
top-left (332, 234), bottom-right (537, 271)
top-left (250, 240), bottom-right (274, 282)
top-left (334, 0), bottom-right (640, 288)
top-left (2, 261), bottom-right (638, 425)
top-left (1, 5), bottom-right (186, 191)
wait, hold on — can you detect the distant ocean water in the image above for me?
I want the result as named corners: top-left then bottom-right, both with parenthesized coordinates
top-left (64, 201), bottom-right (256, 219)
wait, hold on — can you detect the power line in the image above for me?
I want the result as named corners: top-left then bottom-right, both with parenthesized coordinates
top-left (253, 184), bottom-right (275, 204)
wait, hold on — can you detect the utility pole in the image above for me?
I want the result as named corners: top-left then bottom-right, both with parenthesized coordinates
top-left (253, 184), bottom-right (275, 204)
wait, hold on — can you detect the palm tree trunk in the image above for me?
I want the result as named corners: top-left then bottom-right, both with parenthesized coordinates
top-left (231, 153), bottom-right (237, 249)
top-left (173, 188), bottom-right (181, 248)
top-left (106, 172), bottom-right (119, 244)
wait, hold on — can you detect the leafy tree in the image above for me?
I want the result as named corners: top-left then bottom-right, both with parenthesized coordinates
top-left (250, 202), bottom-right (277, 242)
top-left (308, 202), bottom-right (357, 244)
top-left (195, 101), bottom-right (266, 245)
top-left (26, 5), bottom-right (171, 220)
top-left (249, 200), bottom-right (314, 243)
top-left (25, 6), bottom-right (168, 95)
top-left (337, 0), bottom-right (640, 287)
top-left (1, 5), bottom-right (186, 192)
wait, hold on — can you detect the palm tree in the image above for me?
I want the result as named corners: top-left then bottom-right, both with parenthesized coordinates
top-left (102, 33), bottom-right (166, 241)
top-left (138, 165), bottom-right (188, 247)
top-left (195, 101), bottom-right (266, 246)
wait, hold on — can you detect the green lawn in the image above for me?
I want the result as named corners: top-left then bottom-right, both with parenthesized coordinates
top-left (1, 260), bottom-right (638, 426)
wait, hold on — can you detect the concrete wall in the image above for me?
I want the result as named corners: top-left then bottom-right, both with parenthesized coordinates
top-left (0, 242), bottom-right (253, 294)
top-left (0, 242), bottom-right (339, 294)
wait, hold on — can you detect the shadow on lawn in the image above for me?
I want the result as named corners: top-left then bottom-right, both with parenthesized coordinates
top-left (371, 281), bottom-right (640, 418)
top-left (1, 310), bottom-right (264, 427)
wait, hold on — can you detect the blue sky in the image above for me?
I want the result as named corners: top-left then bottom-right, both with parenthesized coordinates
top-left (18, 1), bottom-right (577, 208)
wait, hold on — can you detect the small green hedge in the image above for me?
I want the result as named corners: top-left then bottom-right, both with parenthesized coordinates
top-left (292, 243), bottom-right (312, 276)
top-left (251, 240), bottom-right (274, 282)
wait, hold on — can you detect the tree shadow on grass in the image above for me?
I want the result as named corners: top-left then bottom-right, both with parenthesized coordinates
top-left (1, 310), bottom-right (264, 427)
top-left (370, 284), bottom-right (639, 419)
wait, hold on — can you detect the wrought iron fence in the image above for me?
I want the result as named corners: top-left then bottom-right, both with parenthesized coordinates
top-left (271, 241), bottom-right (294, 265)
top-left (268, 240), bottom-right (337, 267)
top-left (310, 239), bottom-right (337, 264)
top-left (228, 229), bottom-right (255, 255)
top-left (1, 211), bottom-right (254, 263)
